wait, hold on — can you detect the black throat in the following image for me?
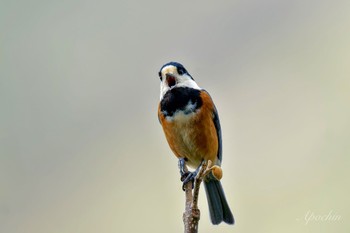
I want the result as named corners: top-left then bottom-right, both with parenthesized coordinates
top-left (160, 87), bottom-right (203, 117)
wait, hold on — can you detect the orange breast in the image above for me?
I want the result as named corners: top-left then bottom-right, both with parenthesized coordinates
top-left (158, 91), bottom-right (218, 169)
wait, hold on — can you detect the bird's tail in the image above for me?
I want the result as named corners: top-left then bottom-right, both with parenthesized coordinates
top-left (204, 179), bottom-right (234, 225)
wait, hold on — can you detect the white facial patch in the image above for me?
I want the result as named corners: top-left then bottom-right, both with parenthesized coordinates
top-left (159, 65), bottom-right (201, 100)
top-left (161, 66), bottom-right (177, 75)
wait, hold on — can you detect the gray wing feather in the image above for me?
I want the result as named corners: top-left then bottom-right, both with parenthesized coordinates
top-left (213, 105), bottom-right (222, 162)
top-left (203, 90), bottom-right (222, 162)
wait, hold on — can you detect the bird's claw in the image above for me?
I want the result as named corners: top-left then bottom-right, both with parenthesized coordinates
top-left (181, 171), bottom-right (197, 191)
top-left (180, 171), bottom-right (189, 182)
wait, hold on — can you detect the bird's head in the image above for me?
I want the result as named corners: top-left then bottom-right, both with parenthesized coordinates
top-left (158, 62), bottom-right (200, 100)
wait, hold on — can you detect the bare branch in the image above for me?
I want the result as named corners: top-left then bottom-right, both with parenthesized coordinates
top-left (183, 160), bottom-right (215, 233)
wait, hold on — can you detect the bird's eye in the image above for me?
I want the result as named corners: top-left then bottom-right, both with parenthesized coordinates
top-left (158, 71), bottom-right (162, 81)
top-left (177, 67), bottom-right (185, 75)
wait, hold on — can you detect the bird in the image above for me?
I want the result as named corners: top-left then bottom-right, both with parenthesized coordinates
top-left (157, 61), bottom-right (234, 225)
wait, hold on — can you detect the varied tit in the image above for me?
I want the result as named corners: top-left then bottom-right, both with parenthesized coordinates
top-left (157, 62), bottom-right (234, 225)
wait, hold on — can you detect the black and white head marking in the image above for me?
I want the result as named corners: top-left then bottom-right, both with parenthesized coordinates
top-left (158, 62), bottom-right (201, 100)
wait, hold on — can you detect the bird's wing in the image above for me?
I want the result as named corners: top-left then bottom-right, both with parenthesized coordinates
top-left (203, 90), bottom-right (222, 162)
top-left (212, 104), bottom-right (222, 162)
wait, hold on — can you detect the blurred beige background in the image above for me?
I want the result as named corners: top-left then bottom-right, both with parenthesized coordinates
top-left (1, 0), bottom-right (349, 232)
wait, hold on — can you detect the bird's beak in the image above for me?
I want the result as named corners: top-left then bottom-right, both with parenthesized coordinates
top-left (166, 73), bottom-right (176, 88)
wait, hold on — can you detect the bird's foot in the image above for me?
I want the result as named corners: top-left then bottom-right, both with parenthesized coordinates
top-left (181, 170), bottom-right (198, 191)
top-left (178, 158), bottom-right (197, 190)
top-left (178, 159), bottom-right (205, 191)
